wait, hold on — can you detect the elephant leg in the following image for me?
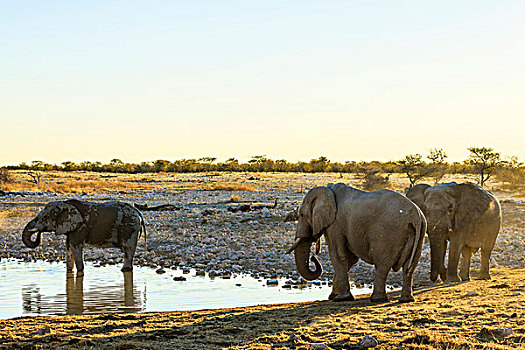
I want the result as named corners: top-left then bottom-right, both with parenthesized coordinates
top-left (446, 237), bottom-right (462, 283)
top-left (121, 237), bottom-right (137, 273)
top-left (370, 265), bottom-right (389, 302)
top-left (459, 246), bottom-right (472, 281)
top-left (70, 244), bottom-right (85, 276)
top-left (399, 266), bottom-right (415, 303)
top-left (332, 253), bottom-right (358, 302)
top-left (327, 236), bottom-right (355, 301)
top-left (479, 246), bottom-right (493, 280)
top-left (66, 240), bottom-right (75, 274)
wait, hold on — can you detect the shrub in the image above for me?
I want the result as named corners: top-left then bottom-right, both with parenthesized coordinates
top-left (358, 166), bottom-right (390, 191)
top-left (0, 168), bottom-right (13, 185)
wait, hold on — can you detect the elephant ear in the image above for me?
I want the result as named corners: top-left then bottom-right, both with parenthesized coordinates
top-left (55, 202), bottom-right (84, 235)
top-left (406, 183), bottom-right (430, 211)
top-left (308, 187), bottom-right (337, 236)
top-left (453, 183), bottom-right (491, 231)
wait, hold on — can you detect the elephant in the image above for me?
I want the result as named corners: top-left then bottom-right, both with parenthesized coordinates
top-left (406, 182), bottom-right (501, 282)
top-left (286, 183), bottom-right (426, 303)
top-left (22, 199), bottom-right (147, 275)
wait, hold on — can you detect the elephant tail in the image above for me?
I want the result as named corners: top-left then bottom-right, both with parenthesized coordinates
top-left (394, 211), bottom-right (425, 272)
top-left (406, 210), bottom-right (426, 273)
top-left (137, 210), bottom-right (148, 251)
top-left (141, 218), bottom-right (147, 251)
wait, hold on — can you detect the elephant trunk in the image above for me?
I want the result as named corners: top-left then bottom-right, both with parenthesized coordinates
top-left (429, 236), bottom-right (447, 282)
top-left (22, 220), bottom-right (42, 249)
top-left (292, 238), bottom-right (322, 281)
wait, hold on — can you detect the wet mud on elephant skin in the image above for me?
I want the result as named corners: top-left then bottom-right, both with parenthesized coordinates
top-left (22, 199), bottom-right (147, 276)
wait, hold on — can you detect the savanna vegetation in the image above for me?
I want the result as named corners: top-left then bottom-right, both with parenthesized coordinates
top-left (2, 147), bottom-right (524, 191)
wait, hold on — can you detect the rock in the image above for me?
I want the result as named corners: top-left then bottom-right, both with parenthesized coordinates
top-left (466, 291), bottom-right (479, 296)
top-left (266, 279), bottom-right (278, 286)
top-left (288, 333), bottom-right (301, 342)
top-left (310, 344), bottom-right (329, 350)
top-left (195, 270), bottom-right (205, 276)
top-left (34, 327), bottom-right (51, 335)
top-left (284, 210), bottom-right (298, 222)
top-left (173, 276), bottom-right (187, 281)
top-left (155, 268), bottom-right (166, 274)
top-left (494, 327), bottom-right (513, 336)
top-left (358, 335), bottom-right (378, 348)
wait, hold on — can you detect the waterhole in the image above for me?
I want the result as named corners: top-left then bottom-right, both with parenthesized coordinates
top-left (0, 259), bottom-right (373, 319)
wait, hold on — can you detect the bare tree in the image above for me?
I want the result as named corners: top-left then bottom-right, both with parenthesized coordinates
top-left (27, 171), bottom-right (42, 185)
top-left (466, 147), bottom-right (501, 188)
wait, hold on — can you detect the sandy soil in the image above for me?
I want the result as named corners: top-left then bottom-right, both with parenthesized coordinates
top-left (0, 267), bottom-right (523, 349)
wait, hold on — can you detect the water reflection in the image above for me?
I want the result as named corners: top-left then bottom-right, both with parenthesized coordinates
top-left (22, 271), bottom-right (143, 315)
top-left (2, 260), bottom-right (343, 319)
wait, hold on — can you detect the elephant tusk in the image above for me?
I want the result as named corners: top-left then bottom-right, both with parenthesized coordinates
top-left (28, 228), bottom-right (39, 233)
top-left (285, 238), bottom-right (302, 254)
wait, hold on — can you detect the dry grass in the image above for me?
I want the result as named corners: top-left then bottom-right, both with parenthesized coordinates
top-left (229, 195), bottom-right (245, 202)
top-left (194, 183), bottom-right (259, 192)
top-left (0, 268), bottom-right (522, 349)
top-left (0, 207), bottom-right (39, 219)
top-left (1, 171), bottom-right (154, 194)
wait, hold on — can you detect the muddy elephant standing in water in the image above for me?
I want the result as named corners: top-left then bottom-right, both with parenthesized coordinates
top-left (406, 182), bottom-right (501, 282)
top-left (22, 199), bottom-right (147, 275)
top-left (287, 183), bottom-right (426, 303)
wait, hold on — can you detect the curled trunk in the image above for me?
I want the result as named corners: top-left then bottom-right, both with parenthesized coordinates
top-left (22, 221), bottom-right (41, 248)
top-left (293, 239), bottom-right (322, 280)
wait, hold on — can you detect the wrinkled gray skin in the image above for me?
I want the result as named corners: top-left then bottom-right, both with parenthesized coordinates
top-left (406, 182), bottom-right (501, 283)
top-left (22, 199), bottom-right (146, 276)
top-left (287, 183), bottom-right (426, 303)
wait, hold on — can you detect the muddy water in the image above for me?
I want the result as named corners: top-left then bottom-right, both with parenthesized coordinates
top-left (0, 259), bottom-right (374, 319)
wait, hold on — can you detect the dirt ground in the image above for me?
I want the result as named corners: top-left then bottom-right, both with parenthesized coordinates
top-left (0, 267), bottom-right (523, 349)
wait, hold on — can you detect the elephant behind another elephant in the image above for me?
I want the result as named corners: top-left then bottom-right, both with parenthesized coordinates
top-left (406, 182), bottom-right (501, 282)
top-left (22, 199), bottom-right (147, 275)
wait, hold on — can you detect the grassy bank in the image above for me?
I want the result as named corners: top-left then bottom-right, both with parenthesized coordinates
top-left (0, 268), bottom-right (523, 349)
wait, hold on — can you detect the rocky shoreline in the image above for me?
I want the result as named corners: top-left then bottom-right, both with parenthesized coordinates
top-left (1, 173), bottom-right (524, 289)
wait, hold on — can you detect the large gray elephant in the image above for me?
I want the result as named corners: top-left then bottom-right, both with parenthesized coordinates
top-left (406, 182), bottom-right (501, 282)
top-left (22, 199), bottom-right (146, 275)
top-left (286, 183), bottom-right (426, 303)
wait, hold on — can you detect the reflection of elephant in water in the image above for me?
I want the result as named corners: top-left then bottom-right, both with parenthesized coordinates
top-left (287, 183), bottom-right (426, 302)
top-left (22, 200), bottom-right (147, 275)
top-left (406, 182), bottom-right (501, 282)
top-left (66, 272), bottom-right (137, 314)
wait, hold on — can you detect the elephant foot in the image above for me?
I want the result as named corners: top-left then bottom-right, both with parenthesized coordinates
top-left (446, 274), bottom-right (461, 283)
top-left (370, 293), bottom-right (388, 303)
top-left (459, 274), bottom-right (470, 281)
top-left (76, 270), bottom-right (84, 277)
top-left (328, 292), bottom-right (337, 300)
top-left (399, 294), bottom-right (415, 303)
top-left (121, 266), bottom-right (133, 272)
top-left (333, 293), bottom-right (355, 302)
top-left (478, 273), bottom-right (491, 280)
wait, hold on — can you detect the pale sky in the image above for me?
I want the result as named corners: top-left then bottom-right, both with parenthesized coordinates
top-left (1, 1), bottom-right (524, 165)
